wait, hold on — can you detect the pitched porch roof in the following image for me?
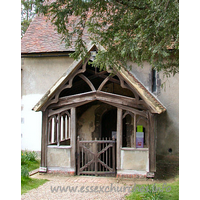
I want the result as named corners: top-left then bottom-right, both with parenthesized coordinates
top-left (32, 43), bottom-right (166, 114)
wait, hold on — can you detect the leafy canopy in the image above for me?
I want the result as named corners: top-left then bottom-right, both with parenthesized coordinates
top-left (21, 0), bottom-right (36, 38)
top-left (35, 0), bottom-right (179, 76)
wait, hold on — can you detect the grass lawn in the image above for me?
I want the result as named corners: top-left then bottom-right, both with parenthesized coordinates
top-left (21, 177), bottom-right (48, 194)
top-left (26, 159), bottom-right (40, 172)
top-left (126, 177), bottom-right (179, 200)
top-left (21, 151), bottom-right (48, 195)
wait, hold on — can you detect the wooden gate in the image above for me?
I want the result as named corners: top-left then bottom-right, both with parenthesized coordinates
top-left (77, 136), bottom-right (116, 176)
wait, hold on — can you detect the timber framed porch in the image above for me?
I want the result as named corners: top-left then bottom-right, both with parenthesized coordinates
top-left (33, 44), bottom-right (166, 177)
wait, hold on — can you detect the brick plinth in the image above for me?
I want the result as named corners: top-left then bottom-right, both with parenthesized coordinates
top-left (47, 170), bottom-right (75, 176)
top-left (116, 173), bottom-right (146, 179)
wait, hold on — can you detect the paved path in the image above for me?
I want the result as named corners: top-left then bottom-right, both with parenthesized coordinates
top-left (21, 174), bottom-right (155, 200)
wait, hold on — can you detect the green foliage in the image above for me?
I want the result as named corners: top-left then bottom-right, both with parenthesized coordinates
top-left (21, 150), bottom-right (40, 171)
top-left (126, 184), bottom-right (163, 200)
top-left (21, 165), bottom-right (29, 178)
top-left (160, 179), bottom-right (179, 200)
top-left (21, 150), bottom-right (37, 164)
top-left (126, 178), bottom-right (179, 200)
top-left (21, 0), bottom-right (36, 37)
top-left (21, 177), bottom-right (48, 194)
top-left (21, 20), bottom-right (31, 37)
top-left (141, 184), bottom-right (163, 200)
top-left (21, 150), bottom-right (47, 194)
top-left (35, 0), bottom-right (179, 77)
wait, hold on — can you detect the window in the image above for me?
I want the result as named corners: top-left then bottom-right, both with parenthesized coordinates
top-left (136, 116), bottom-right (148, 148)
top-left (122, 112), bottom-right (148, 148)
top-left (48, 111), bottom-right (71, 146)
top-left (122, 114), bottom-right (134, 147)
top-left (152, 68), bottom-right (157, 93)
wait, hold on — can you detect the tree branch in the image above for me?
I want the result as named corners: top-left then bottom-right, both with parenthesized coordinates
top-left (113, 0), bottom-right (148, 10)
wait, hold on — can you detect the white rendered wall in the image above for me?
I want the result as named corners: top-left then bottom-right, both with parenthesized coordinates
top-left (21, 94), bottom-right (43, 151)
top-left (21, 56), bottom-right (74, 151)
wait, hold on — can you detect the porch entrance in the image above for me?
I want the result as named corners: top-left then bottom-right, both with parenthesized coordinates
top-left (101, 109), bottom-right (117, 139)
top-left (36, 54), bottom-right (164, 175)
top-left (77, 137), bottom-right (116, 176)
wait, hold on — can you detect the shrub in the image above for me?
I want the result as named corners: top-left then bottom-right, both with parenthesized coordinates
top-left (21, 152), bottom-right (27, 165)
top-left (21, 151), bottom-right (37, 164)
top-left (126, 178), bottom-right (179, 200)
top-left (21, 166), bottom-right (29, 178)
top-left (26, 151), bottom-right (37, 162)
top-left (141, 184), bottom-right (162, 200)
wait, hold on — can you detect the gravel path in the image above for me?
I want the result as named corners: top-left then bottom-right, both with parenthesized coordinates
top-left (21, 173), bottom-right (154, 200)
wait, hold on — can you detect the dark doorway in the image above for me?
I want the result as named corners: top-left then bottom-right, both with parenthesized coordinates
top-left (100, 108), bottom-right (117, 175)
top-left (101, 109), bottom-right (117, 139)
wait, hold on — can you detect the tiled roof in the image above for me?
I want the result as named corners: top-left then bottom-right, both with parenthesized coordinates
top-left (21, 14), bottom-right (90, 53)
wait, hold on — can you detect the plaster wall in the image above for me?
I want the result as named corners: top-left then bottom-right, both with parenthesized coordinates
top-left (21, 56), bottom-right (74, 151)
top-left (128, 61), bottom-right (152, 91)
top-left (21, 56), bottom-right (74, 95)
top-left (156, 73), bottom-right (179, 162)
top-left (21, 94), bottom-right (43, 151)
top-left (121, 149), bottom-right (149, 171)
top-left (129, 62), bottom-right (179, 163)
top-left (77, 105), bottom-right (99, 140)
top-left (47, 147), bottom-right (71, 168)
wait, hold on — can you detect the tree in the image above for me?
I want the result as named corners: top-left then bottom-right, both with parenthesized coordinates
top-left (35, 0), bottom-right (179, 76)
top-left (21, 0), bottom-right (36, 37)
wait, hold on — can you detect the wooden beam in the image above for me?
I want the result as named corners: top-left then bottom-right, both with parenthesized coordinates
top-left (115, 71), bottom-right (139, 101)
top-left (48, 100), bottom-right (94, 117)
top-left (101, 100), bottom-right (147, 118)
top-left (134, 113), bottom-right (136, 148)
top-left (54, 90), bottom-right (145, 110)
top-left (148, 112), bottom-right (156, 172)
top-left (97, 75), bottom-right (111, 91)
top-left (70, 107), bottom-right (76, 171)
top-left (78, 74), bottom-right (96, 91)
top-left (57, 114), bottom-right (61, 146)
top-left (94, 138), bottom-right (98, 176)
top-left (54, 116), bottom-right (57, 144)
top-left (77, 136), bottom-right (80, 175)
top-left (40, 110), bottom-right (48, 172)
top-left (117, 108), bottom-right (122, 170)
top-left (97, 74), bottom-right (120, 85)
top-left (48, 91), bottom-right (147, 118)
top-left (112, 136), bottom-right (116, 173)
top-left (96, 91), bottom-right (137, 106)
top-left (59, 91), bottom-right (96, 104)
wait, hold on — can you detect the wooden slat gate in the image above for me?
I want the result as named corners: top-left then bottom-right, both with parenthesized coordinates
top-left (77, 136), bottom-right (116, 176)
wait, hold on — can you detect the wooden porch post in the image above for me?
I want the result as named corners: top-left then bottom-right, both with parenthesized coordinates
top-left (40, 110), bottom-right (48, 172)
top-left (133, 113), bottom-right (136, 148)
top-left (70, 107), bottom-right (76, 172)
top-left (117, 108), bottom-right (122, 170)
top-left (148, 112), bottom-right (156, 172)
